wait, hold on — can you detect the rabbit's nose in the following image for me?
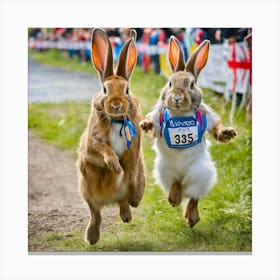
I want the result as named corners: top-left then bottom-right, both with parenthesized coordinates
top-left (172, 93), bottom-right (184, 103)
top-left (111, 102), bottom-right (123, 111)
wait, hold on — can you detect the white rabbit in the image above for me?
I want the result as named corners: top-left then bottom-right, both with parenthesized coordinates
top-left (140, 36), bottom-right (237, 227)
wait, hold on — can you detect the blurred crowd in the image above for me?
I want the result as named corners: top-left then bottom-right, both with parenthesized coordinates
top-left (28, 27), bottom-right (251, 74)
top-left (29, 27), bottom-right (252, 122)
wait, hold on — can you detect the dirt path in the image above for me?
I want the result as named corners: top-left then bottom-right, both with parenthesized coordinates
top-left (28, 131), bottom-right (122, 251)
top-left (28, 58), bottom-right (99, 104)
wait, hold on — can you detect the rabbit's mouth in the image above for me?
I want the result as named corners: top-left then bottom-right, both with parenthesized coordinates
top-left (108, 111), bottom-right (126, 119)
top-left (167, 97), bottom-right (192, 112)
top-left (169, 104), bottom-right (192, 113)
top-left (165, 91), bottom-right (192, 112)
top-left (105, 99), bottom-right (129, 119)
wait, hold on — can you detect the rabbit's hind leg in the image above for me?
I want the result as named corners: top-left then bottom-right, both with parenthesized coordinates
top-left (85, 201), bottom-right (102, 245)
top-left (128, 159), bottom-right (146, 208)
top-left (184, 198), bottom-right (200, 228)
top-left (167, 181), bottom-right (182, 207)
top-left (119, 199), bottom-right (132, 223)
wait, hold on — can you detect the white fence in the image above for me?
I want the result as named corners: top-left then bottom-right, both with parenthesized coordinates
top-left (199, 42), bottom-right (251, 96)
top-left (29, 39), bottom-right (91, 51)
top-left (29, 39), bottom-right (251, 96)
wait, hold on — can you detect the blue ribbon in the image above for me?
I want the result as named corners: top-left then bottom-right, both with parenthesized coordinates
top-left (111, 117), bottom-right (136, 148)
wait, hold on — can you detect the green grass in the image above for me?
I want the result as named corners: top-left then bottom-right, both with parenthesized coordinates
top-left (28, 101), bottom-right (90, 156)
top-left (29, 49), bottom-right (252, 252)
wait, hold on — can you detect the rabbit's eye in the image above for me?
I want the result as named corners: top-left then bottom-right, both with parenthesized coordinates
top-left (103, 85), bottom-right (107, 94)
top-left (169, 81), bottom-right (172, 88)
top-left (125, 86), bottom-right (129, 95)
top-left (190, 81), bottom-right (195, 90)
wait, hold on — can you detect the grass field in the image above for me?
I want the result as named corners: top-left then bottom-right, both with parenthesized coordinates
top-left (28, 49), bottom-right (252, 252)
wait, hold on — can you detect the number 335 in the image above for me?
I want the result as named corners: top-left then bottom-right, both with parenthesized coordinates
top-left (174, 133), bottom-right (193, 144)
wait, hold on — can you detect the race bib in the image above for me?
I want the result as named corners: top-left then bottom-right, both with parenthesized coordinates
top-left (161, 108), bottom-right (206, 149)
top-left (168, 126), bottom-right (199, 146)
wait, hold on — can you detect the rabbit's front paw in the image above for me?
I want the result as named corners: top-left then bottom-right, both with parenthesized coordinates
top-left (139, 119), bottom-right (153, 132)
top-left (216, 127), bottom-right (237, 143)
top-left (104, 154), bottom-right (122, 174)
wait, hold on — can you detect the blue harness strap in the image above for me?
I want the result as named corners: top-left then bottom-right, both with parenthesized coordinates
top-left (159, 108), bottom-right (207, 149)
top-left (111, 117), bottom-right (136, 148)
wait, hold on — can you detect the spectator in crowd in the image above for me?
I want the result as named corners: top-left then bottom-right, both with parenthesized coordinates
top-left (149, 28), bottom-right (163, 74)
top-left (66, 28), bottom-right (92, 62)
top-left (170, 28), bottom-right (188, 62)
top-left (116, 28), bottom-right (131, 63)
top-left (139, 28), bottom-right (151, 73)
top-left (29, 28), bottom-right (42, 39)
top-left (221, 28), bottom-right (251, 43)
top-left (80, 28), bottom-right (91, 63)
top-left (201, 28), bottom-right (224, 44)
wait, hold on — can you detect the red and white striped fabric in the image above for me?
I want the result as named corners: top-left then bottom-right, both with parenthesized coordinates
top-left (198, 41), bottom-right (251, 100)
top-left (226, 41), bottom-right (251, 94)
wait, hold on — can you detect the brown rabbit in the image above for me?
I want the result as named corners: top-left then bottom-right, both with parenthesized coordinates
top-left (76, 28), bottom-right (146, 245)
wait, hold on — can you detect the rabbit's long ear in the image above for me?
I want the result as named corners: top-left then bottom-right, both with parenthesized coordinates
top-left (129, 29), bottom-right (137, 41)
top-left (116, 34), bottom-right (137, 80)
top-left (185, 40), bottom-right (210, 79)
top-left (91, 28), bottom-right (114, 82)
top-left (168, 36), bottom-right (185, 73)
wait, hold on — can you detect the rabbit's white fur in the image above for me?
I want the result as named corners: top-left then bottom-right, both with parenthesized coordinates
top-left (109, 123), bottom-right (127, 189)
top-left (109, 123), bottom-right (127, 158)
top-left (150, 101), bottom-right (219, 199)
top-left (140, 37), bottom-right (236, 227)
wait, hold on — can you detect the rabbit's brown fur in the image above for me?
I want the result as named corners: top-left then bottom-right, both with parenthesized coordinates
top-left (77, 29), bottom-right (145, 245)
